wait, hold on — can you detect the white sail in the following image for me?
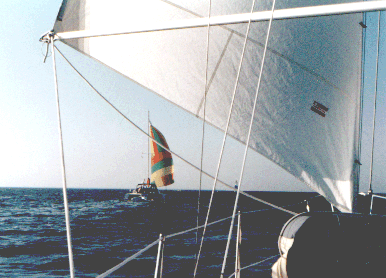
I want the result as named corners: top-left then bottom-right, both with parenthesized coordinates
top-left (52, 0), bottom-right (368, 212)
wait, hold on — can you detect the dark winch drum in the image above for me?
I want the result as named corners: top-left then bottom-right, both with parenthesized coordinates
top-left (272, 212), bottom-right (386, 278)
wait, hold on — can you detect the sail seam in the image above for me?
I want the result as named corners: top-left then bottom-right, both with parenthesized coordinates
top-left (195, 31), bottom-right (234, 116)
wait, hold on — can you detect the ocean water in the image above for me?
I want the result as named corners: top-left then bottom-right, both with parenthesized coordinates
top-left (0, 188), bottom-right (324, 277)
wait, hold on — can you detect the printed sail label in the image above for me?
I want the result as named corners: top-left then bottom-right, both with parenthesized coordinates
top-left (311, 101), bottom-right (329, 117)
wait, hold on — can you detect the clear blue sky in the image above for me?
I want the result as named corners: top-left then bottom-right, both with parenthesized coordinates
top-left (0, 1), bottom-right (385, 193)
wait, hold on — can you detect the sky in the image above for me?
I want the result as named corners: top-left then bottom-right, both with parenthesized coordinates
top-left (0, 1), bottom-right (385, 194)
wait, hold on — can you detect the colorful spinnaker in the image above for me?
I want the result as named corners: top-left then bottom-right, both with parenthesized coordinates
top-left (150, 124), bottom-right (174, 187)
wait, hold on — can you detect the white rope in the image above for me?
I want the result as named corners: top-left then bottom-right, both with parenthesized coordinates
top-left (54, 44), bottom-right (297, 217)
top-left (229, 190), bottom-right (297, 215)
top-left (167, 215), bottom-right (233, 239)
top-left (42, 41), bottom-right (51, 63)
top-left (373, 194), bottom-right (386, 200)
top-left (219, 0), bottom-right (258, 273)
top-left (196, 0), bottom-right (212, 250)
top-left (368, 11), bottom-right (382, 194)
top-left (50, 37), bottom-right (75, 278)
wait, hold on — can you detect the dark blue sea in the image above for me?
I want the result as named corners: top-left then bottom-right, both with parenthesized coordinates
top-left (0, 189), bottom-right (329, 277)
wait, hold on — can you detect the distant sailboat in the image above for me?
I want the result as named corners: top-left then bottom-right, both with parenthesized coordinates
top-left (125, 178), bottom-right (160, 202)
top-left (126, 121), bottom-right (174, 202)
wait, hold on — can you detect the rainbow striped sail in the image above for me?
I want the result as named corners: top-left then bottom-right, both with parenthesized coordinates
top-left (150, 124), bottom-right (174, 187)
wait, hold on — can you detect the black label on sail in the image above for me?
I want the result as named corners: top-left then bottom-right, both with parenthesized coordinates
top-left (311, 101), bottom-right (329, 117)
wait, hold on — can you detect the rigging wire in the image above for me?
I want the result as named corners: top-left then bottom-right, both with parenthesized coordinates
top-left (192, 0), bottom-right (262, 272)
top-left (195, 0), bottom-right (212, 253)
top-left (352, 11), bottom-right (368, 213)
top-left (96, 238), bottom-right (161, 278)
top-left (358, 12), bottom-right (367, 197)
top-left (220, 0), bottom-right (278, 276)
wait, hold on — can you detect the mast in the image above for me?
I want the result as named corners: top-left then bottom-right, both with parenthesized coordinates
top-left (49, 35), bottom-right (75, 278)
top-left (148, 111), bottom-right (150, 179)
top-left (368, 11), bottom-right (381, 196)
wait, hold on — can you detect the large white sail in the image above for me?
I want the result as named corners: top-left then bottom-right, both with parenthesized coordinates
top-left (52, 0), bottom-right (366, 212)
